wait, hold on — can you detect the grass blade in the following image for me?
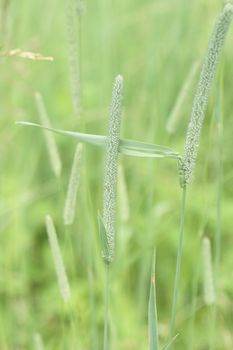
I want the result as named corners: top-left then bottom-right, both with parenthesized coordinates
top-left (162, 334), bottom-right (179, 350)
top-left (121, 138), bottom-right (179, 156)
top-left (63, 143), bottom-right (83, 225)
top-left (16, 121), bottom-right (180, 159)
top-left (45, 215), bottom-right (71, 302)
top-left (148, 250), bottom-right (159, 350)
top-left (35, 93), bottom-right (62, 177)
top-left (98, 213), bottom-right (111, 264)
top-left (16, 121), bottom-right (106, 146)
top-left (202, 237), bottom-right (215, 305)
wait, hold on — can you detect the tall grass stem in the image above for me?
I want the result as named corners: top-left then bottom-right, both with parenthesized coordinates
top-left (104, 263), bottom-right (110, 350)
top-left (169, 186), bottom-right (187, 339)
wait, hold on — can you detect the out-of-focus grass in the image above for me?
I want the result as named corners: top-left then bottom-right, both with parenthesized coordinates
top-left (1, 0), bottom-right (233, 349)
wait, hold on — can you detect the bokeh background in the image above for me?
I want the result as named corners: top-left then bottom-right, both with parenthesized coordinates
top-left (1, 0), bottom-right (233, 349)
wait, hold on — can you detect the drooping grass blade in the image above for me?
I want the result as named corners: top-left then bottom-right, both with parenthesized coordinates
top-left (16, 121), bottom-right (180, 159)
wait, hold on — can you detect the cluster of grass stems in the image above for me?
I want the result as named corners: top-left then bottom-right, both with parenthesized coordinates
top-left (15, 3), bottom-right (233, 349)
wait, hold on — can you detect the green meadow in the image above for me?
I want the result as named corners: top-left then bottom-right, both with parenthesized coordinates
top-left (1, 0), bottom-right (233, 349)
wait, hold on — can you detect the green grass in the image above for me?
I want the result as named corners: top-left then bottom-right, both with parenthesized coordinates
top-left (1, 0), bottom-right (233, 349)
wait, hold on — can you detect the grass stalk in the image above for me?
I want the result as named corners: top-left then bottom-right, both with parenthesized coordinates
top-left (148, 250), bottom-right (159, 350)
top-left (104, 263), bottom-right (110, 350)
top-left (100, 75), bottom-right (123, 349)
top-left (209, 72), bottom-right (224, 350)
top-left (169, 185), bottom-right (187, 340)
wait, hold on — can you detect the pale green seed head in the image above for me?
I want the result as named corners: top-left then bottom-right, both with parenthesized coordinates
top-left (45, 215), bottom-right (71, 302)
top-left (102, 75), bottom-right (123, 263)
top-left (182, 4), bottom-right (233, 186)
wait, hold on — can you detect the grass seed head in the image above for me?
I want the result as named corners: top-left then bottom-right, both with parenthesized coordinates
top-left (182, 4), bottom-right (233, 186)
top-left (45, 215), bottom-right (71, 302)
top-left (102, 75), bottom-right (123, 263)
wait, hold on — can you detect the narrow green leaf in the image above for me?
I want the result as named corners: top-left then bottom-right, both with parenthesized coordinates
top-left (121, 148), bottom-right (165, 158)
top-left (98, 213), bottom-right (112, 264)
top-left (16, 121), bottom-right (180, 159)
top-left (162, 334), bottom-right (179, 350)
top-left (121, 138), bottom-right (178, 156)
top-left (16, 121), bottom-right (106, 146)
top-left (148, 250), bottom-right (159, 350)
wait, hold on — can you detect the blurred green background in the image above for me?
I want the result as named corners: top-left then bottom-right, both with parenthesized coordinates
top-left (1, 0), bottom-right (233, 349)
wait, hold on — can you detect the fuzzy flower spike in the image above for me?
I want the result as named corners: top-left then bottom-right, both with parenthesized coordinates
top-left (102, 75), bottom-right (123, 263)
top-left (181, 3), bottom-right (233, 187)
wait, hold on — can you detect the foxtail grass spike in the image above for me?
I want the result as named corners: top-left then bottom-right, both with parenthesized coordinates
top-left (202, 237), bottom-right (216, 305)
top-left (181, 4), bottom-right (233, 186)
top-left (102, 75), bottom-right (123, 263)
top-left (75, 0), bottom-right (86, 16)
top-left (63, 143), bottom-right (83, 225)
top-left (45, 215), bottom-right (71, 302)
top-left (66, 0), bottom-right (82, 117)
top-left (35, 92), bottom-right (62, 177)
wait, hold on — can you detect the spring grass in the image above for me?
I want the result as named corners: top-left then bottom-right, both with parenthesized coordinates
top-left (170, 4), bottom-right (233, 343)
top-left (2, 1), bottom-right (233, 349)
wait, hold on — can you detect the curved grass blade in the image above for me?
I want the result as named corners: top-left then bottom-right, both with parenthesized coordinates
top-left (148, 250), bottom-right (159, 350)
top-left (16, 121), bottom-right (180, 159)
top-left (16, 121), bottom-right (106, 146)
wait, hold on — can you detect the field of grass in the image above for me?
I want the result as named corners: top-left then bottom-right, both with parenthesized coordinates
top-left (1, 0), bottom-right (233, 349)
